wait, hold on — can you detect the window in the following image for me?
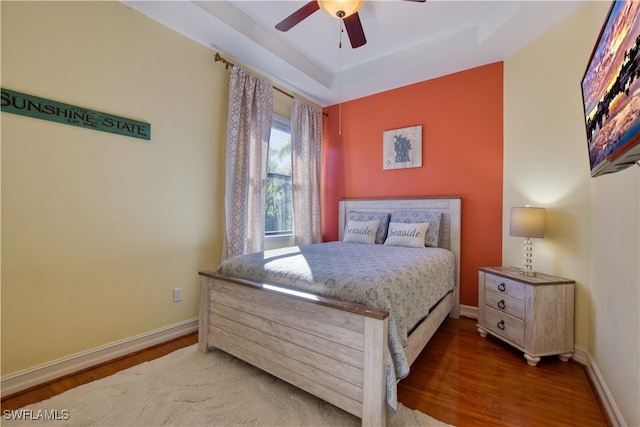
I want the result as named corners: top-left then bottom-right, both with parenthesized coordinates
top-left (265, 115), bottom-right (293, 236)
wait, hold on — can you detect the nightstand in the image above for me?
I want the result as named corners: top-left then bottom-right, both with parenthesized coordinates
top-left (477, 266), bottom-right (575, 366)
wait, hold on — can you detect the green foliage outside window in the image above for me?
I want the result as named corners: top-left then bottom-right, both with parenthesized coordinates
top-left (265, 117), bottom-right (293, 235)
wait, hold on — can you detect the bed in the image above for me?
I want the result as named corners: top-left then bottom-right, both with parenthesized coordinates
top-left (198, 197), bottom-right (461, 426)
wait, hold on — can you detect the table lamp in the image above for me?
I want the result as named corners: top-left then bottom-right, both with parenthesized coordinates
top-left (510, 206), bottom-right (545, 276)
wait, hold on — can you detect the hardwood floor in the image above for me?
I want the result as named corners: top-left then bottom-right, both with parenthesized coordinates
top-left (398, 317), bottom-right (610, 427)
top-left (2, 317), bottom-right (609, 426)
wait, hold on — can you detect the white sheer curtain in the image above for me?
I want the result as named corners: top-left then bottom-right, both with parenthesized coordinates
top-left (291, 97), bottom-right (323, 245)
top-left (223, 67), bottom-right (273, 259)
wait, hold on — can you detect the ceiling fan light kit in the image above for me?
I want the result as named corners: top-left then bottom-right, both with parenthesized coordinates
top-left (275, 0), bottom-right (425, 49)
top-left (318, 0), bottom-right (363, 19)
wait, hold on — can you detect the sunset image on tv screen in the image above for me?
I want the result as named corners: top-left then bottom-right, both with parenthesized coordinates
top-left (581, 0), bottom-right (640, 170)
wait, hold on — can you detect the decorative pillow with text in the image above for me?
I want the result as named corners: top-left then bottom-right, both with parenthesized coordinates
top-left (343, 220), bottom-right (380, 244)
top-left (384, 222), bottom-right (430, 248)
top-left (390, 211), bottom-right (442, 247)
top-left (346, 211), bottom-right (390, 244)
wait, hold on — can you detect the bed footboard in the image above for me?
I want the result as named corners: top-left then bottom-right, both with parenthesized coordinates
top-left (198, 271), bottom-right (390, 427)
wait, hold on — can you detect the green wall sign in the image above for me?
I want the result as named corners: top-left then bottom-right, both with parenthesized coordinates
top-left (1, 88), bottom-right (150, 141)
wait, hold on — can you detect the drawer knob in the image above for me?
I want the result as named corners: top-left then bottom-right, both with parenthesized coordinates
top-left (498, 299), bottom-right (506, 309)
top-left (497, 320), bottom-right (505, 330)
top-left (498, 282), bottom-right (506, 292)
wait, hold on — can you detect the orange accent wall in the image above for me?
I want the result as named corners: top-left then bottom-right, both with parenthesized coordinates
top-left (321, 62), bottom-right (503, 307)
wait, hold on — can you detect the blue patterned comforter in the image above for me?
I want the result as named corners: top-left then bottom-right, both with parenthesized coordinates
top-left (217, 242), bottom-right (456, 410)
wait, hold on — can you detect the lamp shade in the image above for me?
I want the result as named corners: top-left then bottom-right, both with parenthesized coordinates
top-left (510, 207), bottom-right (545, 238)
top-left (318, 0), bottom-right (363, 18)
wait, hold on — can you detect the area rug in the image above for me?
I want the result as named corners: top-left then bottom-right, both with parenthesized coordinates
top-left (4, 345), bottom-right (451, 426)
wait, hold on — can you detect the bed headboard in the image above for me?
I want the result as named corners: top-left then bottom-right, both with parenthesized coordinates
top-left (338, 197), bottom-right (461, 316)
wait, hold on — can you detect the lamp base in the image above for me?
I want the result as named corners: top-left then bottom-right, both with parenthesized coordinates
top-left (520, 237), bottom-right (536, 277)
top-left (519, 269), bottom-right (537, 277)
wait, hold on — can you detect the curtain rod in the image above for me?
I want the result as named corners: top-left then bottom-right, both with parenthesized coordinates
top-left (214, 52), bottom-right (293, 99)
top-left (214, 52), bottom-right (328, 117)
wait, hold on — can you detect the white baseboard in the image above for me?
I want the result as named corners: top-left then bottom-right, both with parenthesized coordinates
top-left (1, 318), bottom-right (198, 398)
top-left (571, 344), bottom-right (589, 366)
top-left (459, 304), bottom-right (478, 319)
top-left (582, 349), bottom-right (626, 427)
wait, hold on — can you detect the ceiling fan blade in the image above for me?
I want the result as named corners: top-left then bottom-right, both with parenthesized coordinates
top-left (275, 1), bottom-right (320, 32)
top-left (402, 0), bottom-right (427, 2)
top-left (343, 12), bottom-right (366, 48)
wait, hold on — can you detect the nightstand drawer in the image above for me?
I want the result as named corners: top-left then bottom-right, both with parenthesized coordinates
top-left (484, 305), bottom-right (525, 348)
top-left (485, 287), bottom-right (525, 319)
top-left (485, 274), bottom-right (525, 301)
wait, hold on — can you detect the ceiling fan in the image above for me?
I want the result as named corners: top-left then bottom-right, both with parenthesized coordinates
top-left (275, 0), bottom-right (426, 49)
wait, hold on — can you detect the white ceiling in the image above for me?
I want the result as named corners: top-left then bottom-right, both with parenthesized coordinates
top-left (123, 0), bottom-right (587, 107)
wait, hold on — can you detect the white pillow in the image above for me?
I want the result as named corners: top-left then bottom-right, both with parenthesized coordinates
top-left (343, 220), bottom-right (379, 244)
top-left (384, 222), bottom-right (430, 248)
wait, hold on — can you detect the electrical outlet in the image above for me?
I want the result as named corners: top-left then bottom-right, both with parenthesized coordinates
top-left (173, 288), bottom-right (182, 302)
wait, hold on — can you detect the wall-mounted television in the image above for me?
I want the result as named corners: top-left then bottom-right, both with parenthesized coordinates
top-left (581, 0), bottom-right (640, 177)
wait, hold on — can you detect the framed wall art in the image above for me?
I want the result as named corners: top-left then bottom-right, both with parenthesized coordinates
top-left (383, 125), bottom-right (422, 170)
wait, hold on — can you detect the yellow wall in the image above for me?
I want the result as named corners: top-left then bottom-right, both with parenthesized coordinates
top-left (504, 3), bottom-right (639, 425)
top-left (1, 1), bottom-right (228, 375)
top-left (503, 1), bottom-right (597, 353)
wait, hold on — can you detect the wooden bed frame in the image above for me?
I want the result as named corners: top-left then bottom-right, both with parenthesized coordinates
top-left (198, 197), bottom-right (461, 426)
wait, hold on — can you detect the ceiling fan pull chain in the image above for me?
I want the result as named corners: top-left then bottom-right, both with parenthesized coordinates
top-left (339, 18), bottom-right (344, 135)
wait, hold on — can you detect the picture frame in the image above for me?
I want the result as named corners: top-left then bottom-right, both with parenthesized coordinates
top-left (383, 125), bottom-right (422, 170)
